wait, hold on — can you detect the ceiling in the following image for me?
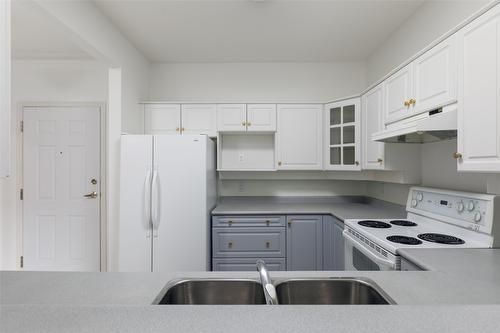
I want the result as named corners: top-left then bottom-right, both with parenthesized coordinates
top-left (94, 0), bottom-right (425, 63)
top-left (11, 1), bottom-right (91, 60)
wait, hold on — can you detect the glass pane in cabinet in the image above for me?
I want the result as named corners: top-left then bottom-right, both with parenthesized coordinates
top-left (330, 127), bottom-right (341, 145)
top-left (343, 105), bottom-right (355, 123)
top-left (330, 107), bottom-right (341, 125)
top-left (343, 126), bottom-right (355, 144)
top-left (343, 146), bottom-right (355, 165)
top-left (330, 147), bottom-right (341, 165)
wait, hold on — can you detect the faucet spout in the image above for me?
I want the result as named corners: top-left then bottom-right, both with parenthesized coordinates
top-left (256, 259), bottom-right (278, 305)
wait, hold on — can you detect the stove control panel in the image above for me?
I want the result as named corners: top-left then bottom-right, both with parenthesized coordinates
top-left (408, 187), bottom-right (497, 233)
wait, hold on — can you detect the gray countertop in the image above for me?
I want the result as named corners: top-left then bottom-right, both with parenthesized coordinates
top-left (3, 198), bottom-right (500, 332)
top-left (211, 196), bottom-right (407, 220)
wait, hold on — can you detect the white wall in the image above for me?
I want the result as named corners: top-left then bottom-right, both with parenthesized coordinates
top-left (367, 1), bottom-right (487, 85)
top-left (150, 62), bottom-right (366, 102)
top-left (0, 59), bottom-right (108, 270)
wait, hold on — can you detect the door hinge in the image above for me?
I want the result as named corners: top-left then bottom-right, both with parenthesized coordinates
top-left (20, 121), bottom-right (23, 133)
top-left (20, 256), bottom-right (24, 268)
top-left (20, 188), bottom-right (23, 200)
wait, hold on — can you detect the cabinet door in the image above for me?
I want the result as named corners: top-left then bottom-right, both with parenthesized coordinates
top-left (322, 215), bottom-right (344, 271)
top-left (247, 104), bottom-right (276, 132)
top-left (325, 98), bottom-right (361, 170)
top-left (276, 104), bottom-right (323, 170)
top-left (413, 35), bottom-right (457, 114)
top-left (384, 64), bottom-right (413, 124)
top-left (286, 215), bottom-right (323, 271)
top-left (144, 104), bottom-right (181, 134)
top-left (181, 104), bottom-right (217, 137)
top-left (216, 104), bottom-right (247, 132)
top-left (362, 85), bottom-right (385, 170)
top-left (456, 5), bottom-right (500, 172)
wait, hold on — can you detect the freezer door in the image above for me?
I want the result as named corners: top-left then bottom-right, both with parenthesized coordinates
top-left (152, 135), bottom-right (209, 273)
top-left (118, 135), bottom-right (153, 272)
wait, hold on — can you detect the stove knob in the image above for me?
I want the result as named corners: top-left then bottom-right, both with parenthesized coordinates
top-left (411, 199), bottom-right (418, 208)
top-left (473, 211), bottom-right (482, 223)
top-left (416, 193), bottom-right (424, 201)
top-left (457, 202), bottom-right (465, 213)
top-left (467, 201), bottom-right (475, 212)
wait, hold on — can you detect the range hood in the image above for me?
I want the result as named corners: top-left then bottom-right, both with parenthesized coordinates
top-left (372, 104), bottom-right (457, 143)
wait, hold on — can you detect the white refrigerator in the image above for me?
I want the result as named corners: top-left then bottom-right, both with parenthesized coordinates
top-left (118, 134), bottom-right (216, 272)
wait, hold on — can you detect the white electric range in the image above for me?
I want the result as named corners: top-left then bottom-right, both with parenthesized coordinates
top-left (343, 187), bottom-right (500, 271)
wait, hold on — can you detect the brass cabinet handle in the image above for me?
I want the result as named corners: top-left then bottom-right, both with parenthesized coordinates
top-left (242, 122), bottom-right (246, 126)
top-left (278, 161), bottom-right (282, 166)
top-left (453, 152), bottom-right (463, 160)
top-left (247, 122), bottom-right (251, 126)
top-left (265, 241), bottom-right (271, 249)
top-left (409, 99), bottom-right (416, 106)
top-left (228, 220), bottom-right (233, 226)
top-left (181, 127), bottom-right (185, 132)
top-left (355, 161), bottom-right (359, 166)
top-left (404, 100), bottom-right (410, 107)
top-left (228, 241), bottom-right (233, 248)
top-left (175, 127), bottom-right (180, 132)
top-left (83, 191), bottom-right (97, 199)
top-left (288, 220), bottom-right (292, 227)
top-left (377, 158), bottom-right (383, 163)
top-left (265, 220), bottom-right (270, 226)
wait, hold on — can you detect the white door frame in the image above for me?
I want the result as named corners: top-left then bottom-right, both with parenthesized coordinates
top-left (17, 102), bottom-right (107, 271)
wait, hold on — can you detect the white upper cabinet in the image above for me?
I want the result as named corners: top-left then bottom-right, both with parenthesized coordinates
top-left (384, 64), bottom-right (413, 124)
top-left (144, 104), bottom-right (181, 134)
top-left (383, 37), bottom-right (457, 125)
top-left (456, 4), bottom-right (500, 172)
top-left (413, 35), bottom-right (457, 114)
top-left (246, 104), bottom-right (277, 132)
top-left (181, 104), bottom-right (217, 137)
top-left (276, 104), bottom-right (323, 170)
top-left (324, 98), bottom-right (361, 170)
top-left (362, 85), bottom-right (385, 170)
top-left (216, 104), bottom-right (247, 132)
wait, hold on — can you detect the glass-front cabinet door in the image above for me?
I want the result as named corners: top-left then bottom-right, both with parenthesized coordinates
top-left (324, 98), bottom-right (361, 170)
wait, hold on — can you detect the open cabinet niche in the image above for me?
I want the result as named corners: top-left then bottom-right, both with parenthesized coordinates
top-left (217, 133), bottom-right (276, 171)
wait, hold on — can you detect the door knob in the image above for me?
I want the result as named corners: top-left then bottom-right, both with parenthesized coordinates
top-left (83, 191), bottom-right (97, 199)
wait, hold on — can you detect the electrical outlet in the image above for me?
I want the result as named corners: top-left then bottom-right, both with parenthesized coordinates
top-left (238, 181), bottom-right (245, 193)
top-left (239, 153), bottom-right (244, 162)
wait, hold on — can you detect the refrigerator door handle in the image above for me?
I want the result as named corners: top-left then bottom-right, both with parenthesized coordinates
top-left (143, 169), bottom-right (152, 238)
top-left (151, 169), bottom-right (161, 237)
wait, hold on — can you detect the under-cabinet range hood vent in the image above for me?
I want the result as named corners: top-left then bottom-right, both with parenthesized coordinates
top-left (372, 104), bottom-right (457, 144)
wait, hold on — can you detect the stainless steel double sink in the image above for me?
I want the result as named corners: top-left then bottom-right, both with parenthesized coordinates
top-left (153, 278), bottom-right (395, 305)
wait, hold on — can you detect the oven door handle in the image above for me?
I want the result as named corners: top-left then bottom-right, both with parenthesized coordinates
top-left (343, 231), bottom-right (397, 270)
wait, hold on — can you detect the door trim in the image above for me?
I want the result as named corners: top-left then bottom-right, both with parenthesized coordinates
top-left (17, 102), bottom-right (107, 271)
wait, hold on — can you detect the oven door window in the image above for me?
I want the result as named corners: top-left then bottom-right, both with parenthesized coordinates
top-left (353, 246), bottom-right (380, 271)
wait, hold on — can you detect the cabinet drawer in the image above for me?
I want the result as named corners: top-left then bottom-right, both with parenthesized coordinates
top-left (212, 215), bottom-right (285, 227)
top-left (212, 227), bottom-right (285, 258)
top-left (212, 258), bottom-right (286, 271)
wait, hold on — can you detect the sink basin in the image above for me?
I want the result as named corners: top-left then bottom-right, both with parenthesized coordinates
top-left (275, 278), bottom-right (395, 305)
top-left (154, 279), bottom-right (266, 305)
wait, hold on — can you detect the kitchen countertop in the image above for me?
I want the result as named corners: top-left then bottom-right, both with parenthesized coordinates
top-left (211, 196), bottom-right (407, 221)
top-left (3, 195), bottom-right (500, 332)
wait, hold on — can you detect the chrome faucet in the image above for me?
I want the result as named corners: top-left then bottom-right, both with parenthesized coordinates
top-left (256, 259), bottom-right (278, 305)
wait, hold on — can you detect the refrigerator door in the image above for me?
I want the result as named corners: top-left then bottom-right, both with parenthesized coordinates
top-left (118, 135), bottom-right (153, 272)
top-left (152, 135), bottom-right (209, 273)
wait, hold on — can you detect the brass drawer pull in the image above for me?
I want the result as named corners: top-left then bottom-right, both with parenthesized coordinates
top-left (265, 241), bottom-right (271, 249)
top-left (266, 220), bottom-right (270, 226)
top-left (228, 241), bottom-right (233, 248)
top-left (453, 152), bottom-right (463, 160)
top-left (228, 220), bottom-right (234, 226)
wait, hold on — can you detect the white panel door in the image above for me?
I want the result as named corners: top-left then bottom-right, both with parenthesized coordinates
top-left (362, 85), bottom-right (385, 170)
top-left (276, 104), bottom-right (323, 170)
top-left (181, 104), bottom-right (217, 137)
top-left (118, 135), bottom-right (153, 272)
top-left (144, 104), bottom-right (181, 134)
top-left (413, 35), bottom-right (457, 114)
top-left (384, 64), bottom-right (413, 124)
top-left (457, 4), bottom-right (500, 172)
top-left (216, 104), bottom-right (247, 132)
top-left (152, 135), bottom-right (208, 273)
top-left (247, 104), bottom-right (276, 132)
top-left (23, 106), bottom-right (100, 271)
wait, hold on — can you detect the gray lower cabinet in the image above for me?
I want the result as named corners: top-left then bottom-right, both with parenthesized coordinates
top-left (212, 258), bottom-right (286, 271)
top-left (322, 215), bottom-right (345, 270)
top-left (211, 215), bottom-right (286, 271)
top-left (286, 215), bottom-right (323, 271)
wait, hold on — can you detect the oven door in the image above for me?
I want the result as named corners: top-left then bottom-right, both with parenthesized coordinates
top-left (343, 231), bottom-right (398, 271)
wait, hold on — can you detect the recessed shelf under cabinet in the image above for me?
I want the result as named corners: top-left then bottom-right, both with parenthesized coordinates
top-left (217, 133), bottom-right (276, 171)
